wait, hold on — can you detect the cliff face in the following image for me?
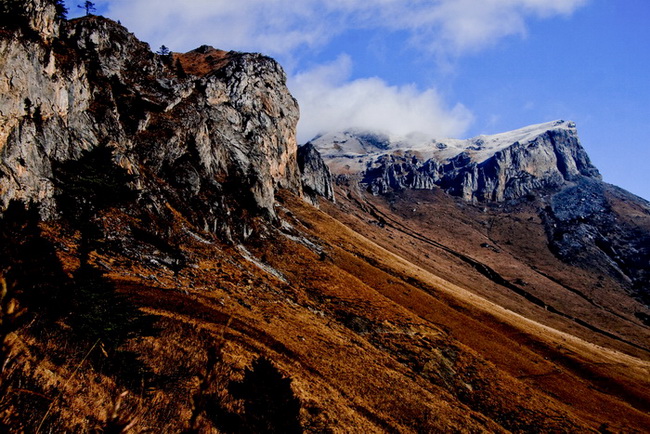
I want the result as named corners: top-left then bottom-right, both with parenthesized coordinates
top-left (449, 126), bottom-right (600, 201)
top-left (297, 143), bottom-right (335, 204)
top-left (312, 121), bottom-right (601, 202)
top-left (0, 1), bottom-right (301, 238)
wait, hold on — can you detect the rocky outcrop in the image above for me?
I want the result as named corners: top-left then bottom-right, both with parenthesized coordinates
top-left (297, 143), bottom-right (335, 204)
top-left (0, 0), bottom-right (61, 40)
top-left (542, 179), bottom-right (650, 306)
top-left (0, 0), bottom-right (302, 239)
top-left (313, 121), bottom-right (601, 203)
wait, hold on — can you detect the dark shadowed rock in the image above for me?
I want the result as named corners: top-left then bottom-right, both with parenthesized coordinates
top-left (542, 179), bottom-right (650, 306)
top-left (297, 143), bottom-right (335, 205)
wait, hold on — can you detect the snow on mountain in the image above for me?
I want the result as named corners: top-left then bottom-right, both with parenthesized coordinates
top-left (310, 120), bottom-right (578, 174)
top-left (309, 120), bottom-right (601, 202)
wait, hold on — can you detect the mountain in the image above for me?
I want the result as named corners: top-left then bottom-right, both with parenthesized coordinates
top-left (0, 1), bottom-right (301, 240)
top-left (311, 120), bottom-right (601, 201)
top-left (1, 2), bottom-right (649, 432)
top-left (310, 122), bottom-right (650, 308)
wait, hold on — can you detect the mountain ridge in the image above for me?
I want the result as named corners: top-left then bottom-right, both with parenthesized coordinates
top-left (310, 119), bottom-right (601, 202)
top-left (309, 118), bottom-right (649, 314)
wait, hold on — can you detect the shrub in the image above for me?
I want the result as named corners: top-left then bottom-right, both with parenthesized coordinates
top-left (0, 201), bottom-right (70, 322)
top-left (67, 263), bottom-right (152, 351)
top-left (229, 357), bottom-right (302, 434)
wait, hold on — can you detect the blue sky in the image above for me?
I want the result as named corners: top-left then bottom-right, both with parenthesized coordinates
top-left (65, 0), bottom-right (650, 200)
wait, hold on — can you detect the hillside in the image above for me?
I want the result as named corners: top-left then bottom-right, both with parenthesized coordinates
top-left (0, 1), bottom-right (649, 432)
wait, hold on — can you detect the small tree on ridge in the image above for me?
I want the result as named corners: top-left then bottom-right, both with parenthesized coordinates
top-left (78, 1), bottom-right (95, 16)
top-left (157, 45), bottom-right (171, 56)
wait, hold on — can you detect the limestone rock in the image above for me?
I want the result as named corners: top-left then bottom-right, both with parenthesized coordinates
top-left (0, 5), bottom-right (302, 239)
top-left (312, 120), bottom-right (601, 203)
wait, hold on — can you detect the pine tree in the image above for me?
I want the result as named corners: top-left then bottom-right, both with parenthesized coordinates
top-left (157, 45), bottom-right (171, 56)
top-left (53, 0), bottom-right (67, 19)
top-left (175, 58), bottom-right (187, 78)
top-left (53, 144), bottom-right (137, 265)
top-left (68, 263), bottom-right (149, 349)
top-left (78, 1), bottom-right (95, 16)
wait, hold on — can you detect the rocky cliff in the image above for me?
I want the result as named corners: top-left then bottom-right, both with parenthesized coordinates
top-left (297, 142), bottom-right (335, 204)
top-left (0, 0), bottom-right (302, 239)
top-left (311, 120), bottom-right (601, 202)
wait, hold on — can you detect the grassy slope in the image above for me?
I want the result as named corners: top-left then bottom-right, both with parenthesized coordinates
top-left (6, 189), bottom-right (649, 432)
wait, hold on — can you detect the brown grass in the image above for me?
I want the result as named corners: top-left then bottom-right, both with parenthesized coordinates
top-left (4, 190), bottom-right (649, 432)
top-left (174, 47), bottom-right (231, 77)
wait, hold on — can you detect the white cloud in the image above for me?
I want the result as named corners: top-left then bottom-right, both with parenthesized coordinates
top-left (101, 0), bottom-right (589, 57)
top-left (388, 0), bottom-right (590, 55)
top-left (101, 0), bottom-right (337, 55)
top-left (288, 56), bottom-right (473, 143)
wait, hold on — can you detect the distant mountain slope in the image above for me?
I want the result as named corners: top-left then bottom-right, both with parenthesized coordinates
top-left (312, 121), bottom-right (649, 307)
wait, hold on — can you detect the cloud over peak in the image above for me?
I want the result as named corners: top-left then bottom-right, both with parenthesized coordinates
top-left (289, 55), bottom-right (473, 143)
top-left (99, 0), bottom-right (588, 141)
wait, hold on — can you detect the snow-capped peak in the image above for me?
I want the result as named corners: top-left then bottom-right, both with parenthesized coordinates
top-left (309, 120), bottom-right (577, 173)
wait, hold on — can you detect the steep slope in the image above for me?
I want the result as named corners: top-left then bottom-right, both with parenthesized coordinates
top-left (286, 191), bottom-right (650, 430)
top-left (11, 189), bottom-right (643, 432)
